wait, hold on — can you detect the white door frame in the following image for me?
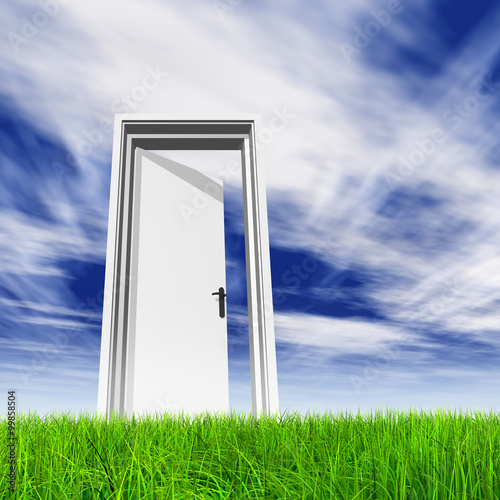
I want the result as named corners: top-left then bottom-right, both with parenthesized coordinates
top-left (97, 114), bottom-right (280, 420)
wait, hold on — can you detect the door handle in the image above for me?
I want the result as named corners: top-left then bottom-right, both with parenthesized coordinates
top-left (211, 287), bottom-right (226, 318)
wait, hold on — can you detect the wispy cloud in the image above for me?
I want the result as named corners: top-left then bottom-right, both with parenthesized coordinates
top-left (1, 0), bottom-right (499, 417)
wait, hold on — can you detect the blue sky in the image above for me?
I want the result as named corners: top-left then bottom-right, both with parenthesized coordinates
top-left (1, 0), bottom-right (500, 421)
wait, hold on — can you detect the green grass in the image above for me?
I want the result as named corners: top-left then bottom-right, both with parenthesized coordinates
top-left (1, 405), bottom-right (499, 499)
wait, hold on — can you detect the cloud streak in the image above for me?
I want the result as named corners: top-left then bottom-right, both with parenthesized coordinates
top-left (0, 0), bottom-right (499, 418)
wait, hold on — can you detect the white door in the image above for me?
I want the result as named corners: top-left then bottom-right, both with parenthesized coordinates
top-left (126, 148), bottom-right (229, 419)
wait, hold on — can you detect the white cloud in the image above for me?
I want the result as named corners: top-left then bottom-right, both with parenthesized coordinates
top-left (0, 207), bottom-right (107, 276)
top-left (1, 0), bottom-right (500, 415)
top-left (0, 298), bottom-right (98, 318)
top-left (274, 311), bottom-right (421, 354)
top-left (16, 316), bottom-right (100, 329)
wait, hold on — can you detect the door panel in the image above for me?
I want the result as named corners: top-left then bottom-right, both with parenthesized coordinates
top-left (127, 148), bottom-right (228, 419)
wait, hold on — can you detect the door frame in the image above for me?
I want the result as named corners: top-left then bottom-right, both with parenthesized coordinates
top-left (97, 114), bottom-right (280, 420)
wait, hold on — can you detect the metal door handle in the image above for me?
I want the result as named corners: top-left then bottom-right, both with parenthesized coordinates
top-left (211, 287), bottom-right (226, 318)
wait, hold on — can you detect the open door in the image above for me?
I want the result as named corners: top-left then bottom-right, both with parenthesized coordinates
top-left (125, 148), bottom-right (229, 419)
top-left (97, 117), bottom-right (279, 420)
